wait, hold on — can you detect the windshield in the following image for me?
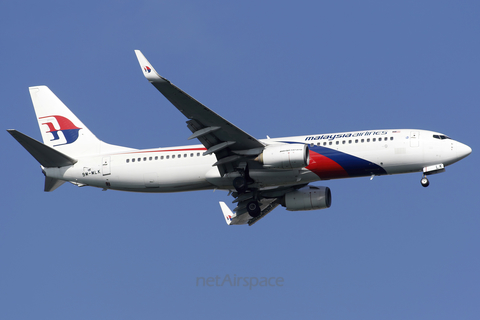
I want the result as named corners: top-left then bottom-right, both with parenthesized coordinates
top-left (433, 134), bottom-right (451, 140)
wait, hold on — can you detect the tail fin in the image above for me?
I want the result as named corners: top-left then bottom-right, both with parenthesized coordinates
top-left (29, 86), bottom-right (102, 157)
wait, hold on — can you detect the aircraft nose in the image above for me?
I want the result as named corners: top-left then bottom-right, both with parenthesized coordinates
top-left (457, 142), bottom-right (472, 160)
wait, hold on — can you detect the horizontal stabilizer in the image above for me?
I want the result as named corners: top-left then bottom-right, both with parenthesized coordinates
top-left (7, 129), bottom-right (77, 167)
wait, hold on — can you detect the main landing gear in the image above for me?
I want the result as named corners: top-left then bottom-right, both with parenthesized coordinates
top-left (232, 165), bottom-right (261, 218)
top-left (233, 176), bottom-right (248, 194)
top-left (246, 200), bottom-right (261, 218)
top-left (421, 175), bottom-right (430, 187)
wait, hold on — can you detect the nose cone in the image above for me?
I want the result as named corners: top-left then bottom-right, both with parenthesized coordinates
top-left (457, 142), bottom-right (472, 160)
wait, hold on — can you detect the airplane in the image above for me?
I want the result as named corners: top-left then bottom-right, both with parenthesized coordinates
top-left (7, 50), bottom-right (472, 226)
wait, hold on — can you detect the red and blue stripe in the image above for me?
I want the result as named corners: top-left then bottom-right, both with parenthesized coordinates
top-left (307, 146), bottom-right (386, 179)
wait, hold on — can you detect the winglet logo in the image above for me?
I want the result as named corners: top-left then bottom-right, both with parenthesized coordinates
top-left (39, 115), bottom-right (82, 146)
top-left (144, 66), bottom-right (151, 73)
top-left (227, 215), bottom-right (233, 221)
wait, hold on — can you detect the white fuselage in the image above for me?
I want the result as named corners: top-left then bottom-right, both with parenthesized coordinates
top-left (43, 129), bottom-right (472, 192)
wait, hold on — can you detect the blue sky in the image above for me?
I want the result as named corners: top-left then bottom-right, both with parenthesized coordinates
top-left (1, 1), bottom-right (479, 319)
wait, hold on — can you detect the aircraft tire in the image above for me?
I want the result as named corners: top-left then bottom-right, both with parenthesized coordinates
top-left (233, 177), bottom-right (247, 193)
top-left (247, 201), bottom-right (261, 218)
top-left (421, 177), bottom-right (429, 187)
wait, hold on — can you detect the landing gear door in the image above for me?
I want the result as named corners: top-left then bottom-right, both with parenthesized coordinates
top-left (410, 131), bottom-right (419, 147)
top-left (102, 157), bottom-right (111, 176)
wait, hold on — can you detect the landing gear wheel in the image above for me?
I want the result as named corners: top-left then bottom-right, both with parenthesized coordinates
top-left (233, 177), bottom-right (247, 194)
top-left (421, 177), bottom-right (430, 187)
top-left (247, 201), bottom-right (261, 218)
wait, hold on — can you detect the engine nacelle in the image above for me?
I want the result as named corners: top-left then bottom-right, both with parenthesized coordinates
top-left (256, 144), bottom-right (309, 169)
top-left (283, 186), bottom-right (332, 211)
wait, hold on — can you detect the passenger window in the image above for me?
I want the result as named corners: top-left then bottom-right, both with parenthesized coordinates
top-left (197, 153), bottom-right (200, 156)
top-left (178, 154), bottom-right (181, 158)
top-left (349, 140), bottom-right (352, 144)
top-left (155, 156), bottom-right (158, 160)
top-left (373, 138), bottom-right (376, 142)
top-left (126, 159), bottom-right (130, 163)
top-left (323, 142), bottom-right (327, 146)
top-left (361, 139), bottom-right (364, 143)
top-left (160, 156), bottom-right (164, 160)
top-left (138, 158), bottom-right (141, 162)
top-left (355, 139), bottom-right (358, 143)
top-left (336, 141), bottom-right (339, 145)
top-left (367, 139), bottom-right (370, 142)
top-left (329, 141), bottom-right (332, 145)
top-left (342, 140), bottom-right (346, 144)
top-left (190, 153), bottom-right (194, 157)
top-left (143, 157), bottom-right (147, 161)
top-left (184, 154), bottom-right (187, 158)
top-left (390, 137), bottom-right (394, 140)
top-left (132, 158), bottom-right (135, 162)
top-left (149, 157), bottom-right (152, 161)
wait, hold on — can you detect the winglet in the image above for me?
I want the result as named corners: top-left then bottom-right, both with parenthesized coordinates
top-left (134, 50), bottom-right (165, 82)
top-left (219, 201), bottom-right (235, 225)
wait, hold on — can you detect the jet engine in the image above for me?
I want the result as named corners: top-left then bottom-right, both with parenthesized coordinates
top-left (256, 144), bottom-right (309, 169)
top-left (282, 186), bottom-right (331, 211)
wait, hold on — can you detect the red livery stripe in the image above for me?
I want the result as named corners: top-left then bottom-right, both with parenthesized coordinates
top-left (307, 151), bottom-right (349, 179)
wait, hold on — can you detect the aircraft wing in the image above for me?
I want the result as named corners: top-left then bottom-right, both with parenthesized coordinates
top-left (219, 184), bottom-right (308, 226)
top-left (134, 50), bottom-right (265, 175)
top-left (220, 197), bottom-right (280, 226)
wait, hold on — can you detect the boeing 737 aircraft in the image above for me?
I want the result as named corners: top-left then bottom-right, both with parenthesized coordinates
top-left (8, 50), bottom-right (472, 225)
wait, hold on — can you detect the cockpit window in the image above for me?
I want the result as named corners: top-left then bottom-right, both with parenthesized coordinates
top-left (433, 135), bottom-right (451, 140)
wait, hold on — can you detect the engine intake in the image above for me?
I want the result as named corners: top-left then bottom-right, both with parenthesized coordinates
top-left (283, 186), bottom-right (331, 211)
top-left (256, 144), bottom-right (309, 169)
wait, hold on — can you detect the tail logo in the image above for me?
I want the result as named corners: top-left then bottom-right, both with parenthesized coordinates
top-left (144, 66), bottom-right (151, 73)
top-left (39, 115), bottom-right (82, 146)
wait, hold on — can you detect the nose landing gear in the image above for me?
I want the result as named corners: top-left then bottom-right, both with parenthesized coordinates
top-left (421, 176), bottom-right (430, 187)
top-left (420, 164), bottom-right (445, 187)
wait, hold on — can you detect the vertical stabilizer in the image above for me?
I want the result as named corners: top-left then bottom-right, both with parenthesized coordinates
top-left (29, 86), bottom-right (102, 157)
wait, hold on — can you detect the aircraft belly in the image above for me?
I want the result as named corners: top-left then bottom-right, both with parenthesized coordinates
top-left (381, 146), bottom-right (425, 174)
